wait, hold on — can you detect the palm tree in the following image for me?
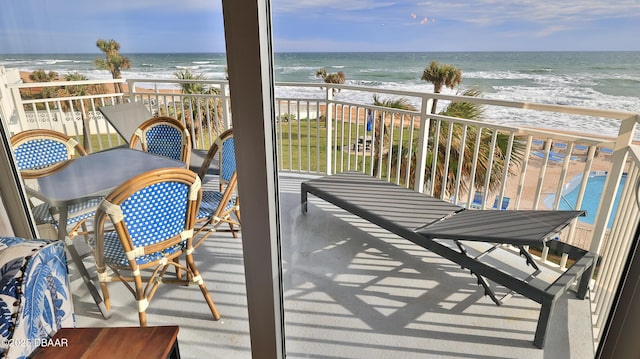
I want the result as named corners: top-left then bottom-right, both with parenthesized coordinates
top-left (29, 69), bottom-right (58, 82)
top-left (370, 95), bottom-right (417, 176)
top-left (316, 68), bottom-right (345, 95)
top-left (171, 69), bottom-right (224, 142)
top-left (421, 61), bottom-right (462, 114)
top-left (23, 69), bottom-right (60, 100)
top-left (94, 39), bottom-right (131, 93)
top-left (389, 89), bottom-right (525, 198)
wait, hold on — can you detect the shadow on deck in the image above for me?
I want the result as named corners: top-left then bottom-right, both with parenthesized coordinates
top-left (69, 174), bottom-right (595, 359)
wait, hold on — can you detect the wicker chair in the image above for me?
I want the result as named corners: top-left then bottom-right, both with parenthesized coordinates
top-left (93, 167), bottom-right (220, 326)
top-left (129, 116), bottom-right (192, 164)
top-left (194, 129), bottom-right (240, 248)
top-left (10, 129), bottom-right (101, 239)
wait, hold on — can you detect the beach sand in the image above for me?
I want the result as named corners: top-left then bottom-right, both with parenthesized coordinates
top-left (18, 71), bottom-right (180, 95)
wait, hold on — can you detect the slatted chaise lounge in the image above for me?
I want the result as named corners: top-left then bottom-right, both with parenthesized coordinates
top-left (301, 171), bottom-right (596, 348)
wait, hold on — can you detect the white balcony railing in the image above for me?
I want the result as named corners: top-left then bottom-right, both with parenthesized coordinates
top-left (1, 68), bottom-right (639, 349)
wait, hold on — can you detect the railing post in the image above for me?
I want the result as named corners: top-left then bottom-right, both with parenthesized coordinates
top-left (1, 69), bottom-right (29, 133)
top-left (221, 83), bottom-right (232, 130)
top-left (414, 97), bottom-right (433, 193)
top-left (589, 115), bottom-right (638, 256)
top-left (325, 88), bottom-right (333, 175)
top-left (123, 79), bottom-right (136, 102)
top-left (0, 68), bottom-right (16, 129)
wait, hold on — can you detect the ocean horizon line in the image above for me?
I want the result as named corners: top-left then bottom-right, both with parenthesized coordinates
top-left (4, 50), bottom-right (640, 56)
top-left (3, 51), bottom-right (638, 140)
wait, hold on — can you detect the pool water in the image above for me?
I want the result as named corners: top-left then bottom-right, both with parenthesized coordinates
top-left (545, 173), bottom-right (626, 227)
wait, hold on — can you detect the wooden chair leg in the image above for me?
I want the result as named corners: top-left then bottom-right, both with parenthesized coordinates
top-left (99, 282), bottom-right (111, 311)
top-left (173, 258), bottom-right (182, 279)
top-left (186, 255), bottom-right (220, 320)
top-left (229, 223), bottom-right (238, 238)
top-left (138, 311), bottom-right (147, 327)
top-left (134, 277), bottom-right (148, 327)
top-left (199, 283), bottom-right (221, 321)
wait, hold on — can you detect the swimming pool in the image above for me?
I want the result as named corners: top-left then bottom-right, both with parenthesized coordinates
top-left (544, 172), bottom-right (626, 227)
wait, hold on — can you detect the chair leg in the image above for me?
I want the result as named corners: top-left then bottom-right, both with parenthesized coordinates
top-left (173, 258), bottom-right (182, 279)
top-left (99, 282), bottom-right (111, 311)
top-left (186, 254), bottom-right (220, 320)
top-left (134, 277), bottom-right (148, 327)
top-left (81, 221), bottom-right (92, 243)
top-left (138, 311), bottom-right (147, 327)
top-left (228, 223), bottom-right (238, 238)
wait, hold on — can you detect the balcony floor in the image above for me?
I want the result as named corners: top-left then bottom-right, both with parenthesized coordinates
top-left (70, 174), bottom-right (595, 359)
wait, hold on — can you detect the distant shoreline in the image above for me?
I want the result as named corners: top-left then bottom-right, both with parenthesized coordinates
top-left (4, 50), bottom-right (640, 56)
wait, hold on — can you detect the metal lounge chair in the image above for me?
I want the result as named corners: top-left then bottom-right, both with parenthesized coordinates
top-left (10, 129), bottom-right (102, 239)
top-left (129, 116), bottom-right (192, 164)
top-left (300, 171), bottom-right (596, 348)
top-left (99, 102), bottom-right (209, 171)
top-left (194, 129), bottom-right (240, 247)
top-left (93, 167), bottom-right (221, 326)
top-left (98, 102), bottom-right (153, 145)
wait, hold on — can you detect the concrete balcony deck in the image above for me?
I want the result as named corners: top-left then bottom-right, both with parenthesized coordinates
top-left (70, 174), bottom-right (595, 359)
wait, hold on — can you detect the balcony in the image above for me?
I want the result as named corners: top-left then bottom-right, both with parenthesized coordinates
top-left (1, 68), bottom-right (639, 357)
top-left (66, 174), bottom-right (595, 358)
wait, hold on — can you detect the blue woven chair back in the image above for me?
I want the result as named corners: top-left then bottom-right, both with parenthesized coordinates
top-left (145, 124), bottom-right (184, 161)
top-left (120, 181), bottom-right (189, 248)
top-left (13, 139), bottom-right (69, 171)
top-left (220, 138), bottom-right (236, 183)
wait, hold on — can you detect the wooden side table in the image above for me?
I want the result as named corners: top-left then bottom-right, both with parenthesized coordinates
top-left (30, 326), bottom-right (180, 359)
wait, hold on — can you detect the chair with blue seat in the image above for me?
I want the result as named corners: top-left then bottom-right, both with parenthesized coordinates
top-left (470, 191), bottom-right (485, 209)
top-left (93, 167), bottom-right (221, 326)
top-left (492, 196), bottom-right (510, 210)
top-left (194, 128), bottom-right (240, 248)
top-left (10, 129), bottom-right (102, 239)
top-left (129, 116), bottom-right (192, 164)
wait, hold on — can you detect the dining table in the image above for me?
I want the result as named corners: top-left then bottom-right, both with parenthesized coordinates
top-left (30, 147), bottom-right (186, 318)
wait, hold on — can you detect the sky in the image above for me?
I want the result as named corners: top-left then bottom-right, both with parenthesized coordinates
top-left (1, 0), bottom-right (640, 53)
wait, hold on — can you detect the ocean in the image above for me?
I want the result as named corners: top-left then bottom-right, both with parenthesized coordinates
top-left (2, 51), bottom-right (639, 138)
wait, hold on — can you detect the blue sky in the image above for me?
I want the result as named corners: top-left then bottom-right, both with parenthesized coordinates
top-left (1, 0), bottom-right (640, 53)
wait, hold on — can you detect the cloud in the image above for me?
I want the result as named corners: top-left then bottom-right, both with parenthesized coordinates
top-left (415, 0), bottom-right (640, 26)
top-left (534, 24), bottom-right (573, 37)
top-left (61, 0), bottom-right (221, 14)
top-left (275, 0), bottom-right (396, 12)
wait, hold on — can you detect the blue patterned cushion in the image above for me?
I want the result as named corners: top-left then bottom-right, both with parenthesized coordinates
top-left (0, 237), bottom-right (73, 359)
top-left (13, 139), bottom-right (69, 171)
top-left (145, 125), bottom-right (184, 161)
top-left (197, 190), bottom-right (235, 219)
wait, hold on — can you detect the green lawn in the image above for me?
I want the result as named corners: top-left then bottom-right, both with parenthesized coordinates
top-left (83, 120), bottom-right (418, 178)
top-left (276, 119), bottom-right (419, 175)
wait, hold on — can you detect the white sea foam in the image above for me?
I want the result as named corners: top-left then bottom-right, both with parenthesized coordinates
top-left (6, 52), bottom-right (639, 138)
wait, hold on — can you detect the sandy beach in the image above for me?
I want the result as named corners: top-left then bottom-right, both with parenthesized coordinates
top-left (17, 71), bottom-right (181, 95)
